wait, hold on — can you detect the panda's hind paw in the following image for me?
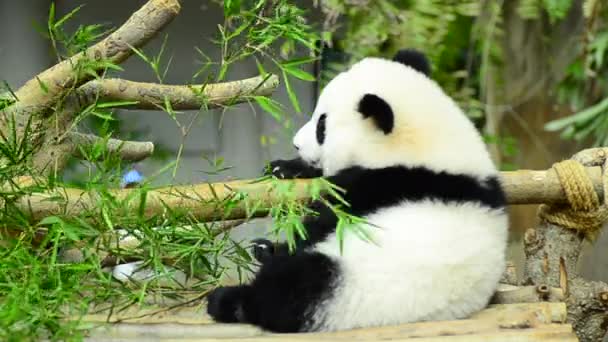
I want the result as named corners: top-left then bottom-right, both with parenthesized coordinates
top-left (207, 286), bottom-right (247, 323)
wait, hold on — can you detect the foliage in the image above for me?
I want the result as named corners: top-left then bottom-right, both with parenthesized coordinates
top-left (0, 1), bottom-right (366, 340)
top-left (545, 1), bottom-right (608, 146)
top-left (318, 0), bottom-right (608, 163)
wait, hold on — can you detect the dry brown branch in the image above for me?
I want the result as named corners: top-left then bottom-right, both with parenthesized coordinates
top-left (502, 166), bottom-right (603, 204)
top-left (4, 0), bottom-right (180, 118)
top-left (68, 132), bottom-right (154, 162)
top-left (499, 261), bottom-right (518, 285)
top-left (0, 0), bottom-right (181, 176)
top-left (74, 75), bottom-right (280, 110)
top-left (521, 147), bottom-right (608, 342)
top-left (523, 222), bottom-right (608, 342)
top-left (491, 284), bottom-right (565, 304)
top-left (34, 73), bottom-right (280, 174)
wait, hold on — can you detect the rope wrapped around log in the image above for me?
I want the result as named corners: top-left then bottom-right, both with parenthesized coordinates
top-left (538, 153), bottom-right (608, 241)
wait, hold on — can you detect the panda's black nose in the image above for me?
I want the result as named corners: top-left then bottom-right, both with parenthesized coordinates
top-left (294, 144), bottom-right (300, 151)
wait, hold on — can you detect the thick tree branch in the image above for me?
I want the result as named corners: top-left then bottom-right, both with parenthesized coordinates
top-left (491, 284), bottom-right (565, 304)
top-left (521, 147), bottom-right (608, 342)
top-left (68, 132), bottom-right (154, 162)
top-left (74, 75), bottom-right (280, 111)
top-left (523, 221), bottom-right (608, 342)
top-left (503, 166), bottom-right (603, 204)
top-left (4, 0), bottom-right (180, 118)
top-left (8, 166), bottom-right (606, 227)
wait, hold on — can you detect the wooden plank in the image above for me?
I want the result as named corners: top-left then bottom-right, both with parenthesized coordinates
top-left (86, 326), bottom-right (578, 341)
top-left (81, 303), bottom-right (575, 341)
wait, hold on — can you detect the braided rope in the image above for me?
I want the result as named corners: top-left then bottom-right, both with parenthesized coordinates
top-left (538, 159), bottom-right (608, 241)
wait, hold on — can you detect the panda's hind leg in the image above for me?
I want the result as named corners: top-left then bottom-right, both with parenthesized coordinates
top-left (206, 251), bottom-right (338, 333)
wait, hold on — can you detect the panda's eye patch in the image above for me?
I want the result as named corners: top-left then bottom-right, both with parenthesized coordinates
top-left (316, 114), bottom-right (327, 145)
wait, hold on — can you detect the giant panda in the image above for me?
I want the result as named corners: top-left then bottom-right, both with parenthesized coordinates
top-left (206, 48), bottom-right (509, 333)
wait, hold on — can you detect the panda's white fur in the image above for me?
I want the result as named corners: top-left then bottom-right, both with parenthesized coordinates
top-left (309, 200), bottom-right (507, 330)
top-left (294, 55), bottom-right (508, 330)
top-left (294, 57), bottom-right (497, 179)
top-left (207, 49), bottom-right (509, 333)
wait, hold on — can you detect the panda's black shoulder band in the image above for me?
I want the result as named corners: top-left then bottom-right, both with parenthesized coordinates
top-left (326, 166), bottom-right (506, 217)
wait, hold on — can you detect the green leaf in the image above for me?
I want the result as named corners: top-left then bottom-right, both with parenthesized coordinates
top-left (48, 2), bottom-right (56, 29)
top-left (54, 4), bottom-right (84, 30)
top-left (96, 101), bottom-right (139, 108)
top-left (254, 96), bottom-right (283, 121)
top-left (542, 0), bottom-right (574, 23)
top-left (282, 71), bottom-right (301, 113)
top-left (36, 77), bottom-right (49, 94)
top-left (255, 59), bottom-right (268, 77)
top-left (62, 224), bottom-right (81, 242)
top-left (38, 216), bottom-right (63, 226)
top-left (91, 110), bottom-right (116, 121)
top-left (282, 57), bottom-right (318, 67)
top-left (544, 97), bottom-right (608, 131)
top-left (101, 205), bottom-right (113, 229)
top-left (231, 240), bottom-right (252, 262)
top-left (224, 0), bottom-right (242, 17)
top-left (282, 65), bottom-right (315, 81)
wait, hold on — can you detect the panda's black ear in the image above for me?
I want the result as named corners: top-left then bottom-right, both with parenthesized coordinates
top-left (392, 49), bottom-right (430, 76)
top-left (358, 94), bottom-right (394, 134)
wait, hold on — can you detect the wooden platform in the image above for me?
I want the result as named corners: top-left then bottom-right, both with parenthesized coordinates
top-left (80, 301), bottom-right (578, 341)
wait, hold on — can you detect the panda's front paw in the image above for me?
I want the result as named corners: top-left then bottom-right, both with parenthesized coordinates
top-left (207, 286), bottom-right (245, 323)
top-left (251, 238), bottom-right (275, 262)
top-left (264, 159), bottom-right (297, 179)
top-left (263, 158), bottom-right (322, 179)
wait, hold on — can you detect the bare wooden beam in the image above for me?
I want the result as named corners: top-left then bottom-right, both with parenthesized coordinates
top-left (81, 302), bottom-right (575, 341)
top-left (9, 166), bottom-right (606, 226)
top-left (502, 166), bottom-right (603, 204)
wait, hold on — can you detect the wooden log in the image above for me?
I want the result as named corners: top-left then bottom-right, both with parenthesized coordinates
top-left (85, 323), bottom-right (577, 341)
top-left (501, 166), bottom-right (602, 204)
top-left (491, 284), bottom-right (565, 304)
top-left (80, 300), bottom-right (567, 326)
top-left (8, 166), bottom-right (605, 226)
top-left (80, 302), bottom-right (573, 341)
top-left (471, 302), bottom-right (567, 324)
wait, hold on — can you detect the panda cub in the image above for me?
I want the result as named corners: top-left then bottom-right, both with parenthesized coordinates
top-left (207, 49), bottom-right (508, 333)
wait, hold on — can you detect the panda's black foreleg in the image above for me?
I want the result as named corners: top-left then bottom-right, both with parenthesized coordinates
top-left (263, 157), bottom-right (322, 179)
top-left (251, 200), bottom-right (339, 264)
top-left (207, 252), bottom-right (337, 333)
